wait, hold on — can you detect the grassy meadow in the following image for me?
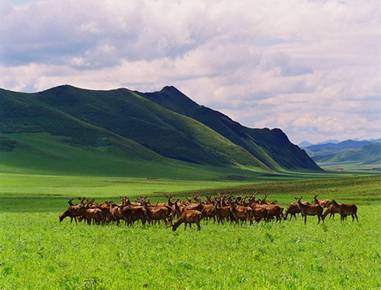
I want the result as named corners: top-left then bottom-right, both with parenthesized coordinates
top-left (0, 172), bottom-right (380, 289)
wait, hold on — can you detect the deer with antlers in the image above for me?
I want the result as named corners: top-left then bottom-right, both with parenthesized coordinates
top-left (313, 195), bottom-right (331, 208)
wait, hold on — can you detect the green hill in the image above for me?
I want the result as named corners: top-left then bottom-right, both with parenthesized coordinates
top-left (142, 86), bottom-right (319, 170)
top-left (0, 85), bottom-right (320, 177)
top-left (305, 140), bottom-right (381, 171)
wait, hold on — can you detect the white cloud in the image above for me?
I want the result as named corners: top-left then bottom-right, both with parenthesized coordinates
top-left (0, 0), bottom-right (380, 143)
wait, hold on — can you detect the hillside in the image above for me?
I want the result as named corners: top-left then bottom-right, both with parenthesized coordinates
top-left (0, 85), bottom-right (320, 177)
top-left (305, 139), bottom-right (381, 171)
top-left (142, 86), bottom-right (319, 170)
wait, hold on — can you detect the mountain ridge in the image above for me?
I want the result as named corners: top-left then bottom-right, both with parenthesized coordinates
top-left (142, 86), bottom-right (319, 170)
top-left (0, 85), bottom-right (321, 176)
top-left (305, 139), bottom-right (381, 170)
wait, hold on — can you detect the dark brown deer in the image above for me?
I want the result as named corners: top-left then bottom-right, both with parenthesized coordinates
top-left (330, 200), bottom-right (358, 222)
top-left (284, 202), bottom-right (301, 220)
top-left (297, 197), bottom-right (323, 224)
top-left (121, 205), bottom-right (148, 226)
top-left (263, 204), bottom-right (283, 222)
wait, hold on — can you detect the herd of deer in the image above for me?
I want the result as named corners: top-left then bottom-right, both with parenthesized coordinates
top-left (59, 194), bottom-right (358, 231)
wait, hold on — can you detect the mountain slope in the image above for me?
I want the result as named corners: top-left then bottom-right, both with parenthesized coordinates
top-left (305, 139), bottom-right (381, 171)
top-left (0, 85), bottom-right (321, 176)
top-left (306, 141), bottom-right (381, 163)
top-left (36, 85), bottom-right (262, 167)
top-left (141, 86), bottom-right (319, 171)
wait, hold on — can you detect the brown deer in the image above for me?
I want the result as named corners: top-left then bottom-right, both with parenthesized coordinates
top-left (297, 197), bottom-right (323, 224)
top-left (284, 202), bottom-right (301, 220)
top-left (330, 200), bottom-right (358, 222)
top-left (253, 207), bottom-right (267, 222)
top-left (215, 204), bottom-right (232, 224)
top-left (263, 204), bottom-right (283, 222)
top-left (121, 205), bottom-right (148, 226)
top-left (231, 204), bottom-right (253, 224)
top-left (313, 195), bottom-right (331, 208)
top-left (172, 209), bottom-right (202, 231)
top-left (59, 199), bottom-right (85, 223)
top-left (109, 203), bottom-right (123, 225)
top-left (201, 203), bottom-right (216, 223)
top-left (145, 205), bottom-right (173, 225)
top-left (322, 201), bottom-right (340, 220)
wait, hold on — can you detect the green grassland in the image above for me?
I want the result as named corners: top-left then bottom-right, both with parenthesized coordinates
top-left (0, 173), bottom-right (380, 289)
top-left (0, 132), bottom-right (266, 179)
top-left (318, 160), bottom-right (381, 173)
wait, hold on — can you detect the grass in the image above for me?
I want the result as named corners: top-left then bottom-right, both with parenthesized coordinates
top-left (318, 160), bottom-right (381, 173)
top-left (1, 207), bottom-right (380, 289)
top-left (0, 132), bottom-right (272, 179)
top-left (0, 173), bottom-right (380, 289)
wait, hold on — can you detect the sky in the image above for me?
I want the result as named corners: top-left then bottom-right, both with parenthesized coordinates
top-left (0, 0), bottom-right (380, 144)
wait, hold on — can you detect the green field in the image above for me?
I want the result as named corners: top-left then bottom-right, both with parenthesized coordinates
top-left (0, 172), bottom-right (380, 289)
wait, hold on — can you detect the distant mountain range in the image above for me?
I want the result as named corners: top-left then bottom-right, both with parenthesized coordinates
top-left (303, 139), bottom-right (381, 171)
top-left (0, 85), bottom-right (320, 177)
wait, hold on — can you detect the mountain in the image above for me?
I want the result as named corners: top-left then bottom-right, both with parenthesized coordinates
top-left (0, 85), bottom-right (320, 177)
top-left (142, 86), bottom-right (319, 171)
top-left (306, 139), bottom-right (372, 153)
top-left (305, 139), bottom-right (381, 171)
top-left (299, 139), bottom-right (340, 149)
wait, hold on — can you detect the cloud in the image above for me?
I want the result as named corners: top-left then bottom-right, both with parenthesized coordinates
top-left (0, 0), bottom-right (380, 143)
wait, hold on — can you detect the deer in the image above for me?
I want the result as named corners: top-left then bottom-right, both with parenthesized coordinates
top-left (284, 202), bottom-right (301, 220)
top-left (144, 204), bottom-right (173, 225)
top-left (313, 195), bottom-right (331, 208)
top-left (121, 205), bottom-right (148, 226)
top-left (296, 197), bottom-right (323, 224)
top-left (201, 203), bottom-right (216, 223)
top-left (231, 204), bottom-right (253, 225)
top-left (322, 201), bottom-right (340, 220)
top-left (172, 209), bottom-right (202, 231)
top-left (330, 200), bottom-right (358, 222)
top-left (59, 199), bottom-right (85, 223)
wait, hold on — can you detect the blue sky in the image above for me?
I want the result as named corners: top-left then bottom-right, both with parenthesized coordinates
top-left (0, 0), bottom-right (380, 143)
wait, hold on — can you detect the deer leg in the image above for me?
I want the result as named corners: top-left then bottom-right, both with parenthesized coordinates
top-left (304, 215), bottom-right (307, 224)
top-left (197, 221), bottom-right (201, 231)
top-left (355, 213), bottom-right (359, 222)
